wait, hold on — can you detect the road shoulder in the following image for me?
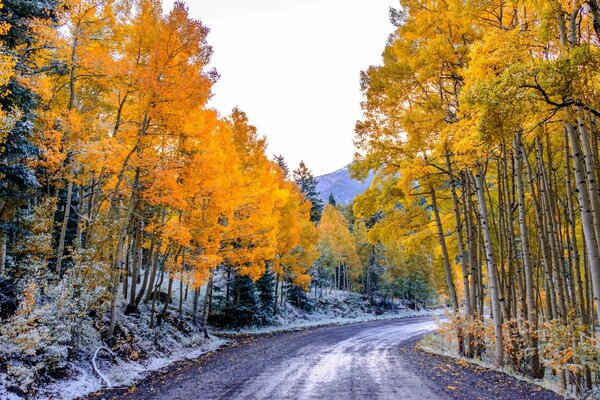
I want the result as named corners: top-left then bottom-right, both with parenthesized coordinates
top-left (399, 335), bottom-right (566, 400)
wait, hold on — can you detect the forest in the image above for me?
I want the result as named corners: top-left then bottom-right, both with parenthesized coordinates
top-left (0, 1), bottom-right (442, 397)
top-left (2, 0), bottom-right (600, 398)
top-left (352, 0), bottom-right (600, 396)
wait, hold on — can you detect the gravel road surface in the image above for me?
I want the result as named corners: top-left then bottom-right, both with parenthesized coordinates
top-left (87, 317), bottom-right (564, 400)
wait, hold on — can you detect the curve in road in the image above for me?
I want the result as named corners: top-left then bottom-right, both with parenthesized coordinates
top-left (89, 317), bottom-right (563, 400)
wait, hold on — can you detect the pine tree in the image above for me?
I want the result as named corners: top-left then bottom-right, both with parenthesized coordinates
top-left (328, 193), bottom-right (337, 206)
top-left (293, 161), bottom-right (323, 222)
top-left (273, 154), bottom-right (289, 179)
top-left (256, 266), bottom-right (276, 324)
top-left (0, 0), bottom-right (60, 272)
top-left (221, 274), bottom-right (261, 327)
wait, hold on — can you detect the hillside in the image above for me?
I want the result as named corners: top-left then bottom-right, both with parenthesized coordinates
top-left (316, 165), bottom-right (374, 206)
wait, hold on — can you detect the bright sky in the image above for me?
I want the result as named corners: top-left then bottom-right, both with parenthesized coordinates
top-left (165, 1), bottom-right (397, 175)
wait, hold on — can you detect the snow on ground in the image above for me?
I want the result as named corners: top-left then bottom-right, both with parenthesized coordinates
top-left (0, 286), bottom-right (441, 400)
top-left (37, 336), bottom-right (227, 400)
top-left (0, 333), bottom-right (227, 400)
top-left (217, 290), bottom-right (444, 335)
top-left (218, 307), bottom-right (442, 336)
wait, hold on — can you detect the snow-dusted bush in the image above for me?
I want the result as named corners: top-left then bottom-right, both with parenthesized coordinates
top-left (0, 281), bottom-right (57, 394)
top-left (0, 263), bottom-right (109, 395)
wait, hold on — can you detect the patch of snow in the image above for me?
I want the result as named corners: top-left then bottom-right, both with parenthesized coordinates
top-left (0, 373), bottom-right (23, 400)
top-left (35, 336), bottom-right (227, 400)
top-left (217, 290), bottom-right (445, 336)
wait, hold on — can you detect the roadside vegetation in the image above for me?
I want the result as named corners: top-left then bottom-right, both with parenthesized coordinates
top-left (0, 1), bottom-right (440, 398)
top-left (352, 0), bottom-right (600, 398)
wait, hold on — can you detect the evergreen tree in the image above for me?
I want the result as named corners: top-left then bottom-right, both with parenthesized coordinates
top-left (328, 193), bottom-right (337, 206)
top-left (273, 154), bottom-right (289, 179)
top-left (256, 266), bottom-right (276, 324)
top-left (286, 281), bottom-right (314, 311)
top-left (222, 274), bottom-right (260, 327)
top-left (0, 0), bottom-right (61, 272)
top-left (293, 161), bottom-right (323, 222)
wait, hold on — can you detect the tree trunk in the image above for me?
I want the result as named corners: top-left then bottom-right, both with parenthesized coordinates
top-left (431, 186), bottom-right (459, 311)
top-left (158, 276), bottom-right (174, 326)
top-left (56, 163), bottom-right (75, 277)
top-left (524, 149), bottom-right (557, 320)
top-left (202, 269), bottom-right (214, 324)
top-left (136, 237), bottom-right (155, 307)
top-left (107, 235), bottom-right (125, 338)
top-left (127, 219), bottom-right (142, 313)
top-left (464, 178), bottom-right (479, 315)
top-left (274, 272), bottom-right (279, 314)
top-left (566, 120), bottom-right (600, 324)
top-left (513, 131), bottom-right (542, 378)
top-left (576, 107), bottom-right (600, 255)
top-left (536, 137), bottom-right (568, 321)
top-left (446, 154), bottom-right (472, 316)
top-left (473, 165), bottom-right (504, 366)
top-left (565, 132), bottom-right (587, 324)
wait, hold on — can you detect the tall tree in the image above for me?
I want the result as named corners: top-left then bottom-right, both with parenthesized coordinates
top-left (293, 161), bottom-right (323, 222)
top-left (273, 154), bottom-right (289, 179)
top-left (0, 0), bottom-right (60, 273)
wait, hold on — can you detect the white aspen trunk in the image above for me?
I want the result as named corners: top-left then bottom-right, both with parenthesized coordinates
top-left (446, 155), bottom-right (471, 316)
top-left (513, 132), bottom-right (541, 377)
top-left (474, 164), bottom-right (504, 366)
top-left (463, 177), bottom-right (479, 315)
top-left (523, 150), bottom-right (558, 320)
top-left (576, 107), bottom-right (600, 254)
top-left (430, 187), bottom-right (459, 311)
top-left (536, 138), bottom-right (568, 321)
top-left (565, 133), bottom-right (587, 324)
top-left (566, 121), bottom-right (600, 325)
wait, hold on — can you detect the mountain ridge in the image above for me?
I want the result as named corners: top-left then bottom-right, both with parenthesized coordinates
top-left (316, 164), bottom-right (374, 206)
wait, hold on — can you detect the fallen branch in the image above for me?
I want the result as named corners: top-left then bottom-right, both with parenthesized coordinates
top-left (91, 346), bottom-right (117, 387)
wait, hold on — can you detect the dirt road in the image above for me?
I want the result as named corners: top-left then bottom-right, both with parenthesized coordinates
top-left (88, 317), bottom-right (563, 400)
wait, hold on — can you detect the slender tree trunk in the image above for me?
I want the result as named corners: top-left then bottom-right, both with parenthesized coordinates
top-left (158, 276), bottom-right (174, 326)
top-left (143, 248), bottom-right (160, 304)
top-left (150, 268), bottom-right (165, 328)
top-left (566, 121), bottom-right (600, 324)
top-left (513, 132), bottom-right (541, 378)
top-left (446, 155), bottom-right (471, 316)
top-left (430, 186), bottom-right (459, 311)
top-left (225, 267), bottom-right (231, 307)
top-left (127, 219), bottom-right (142, 313)
top-left (193, 286), bottom-right (200, 323)
top-left (202, 269), bottom-right (214, 324)
top-left (274, 272), bottom-right (279, 314)
top-left (122, 240), bottom-right (130, 297)
top-left (524, 149), bottom-right (557, 320)
top-left (179, 271), bottom-right (184, 316)
top-left (474, 165), bottom-right (504, 366)
top-left (56, 163), bottom-right (75, 277)
top-left (565, 133), bottom-right (587, 324)
top-left (536, 137), bottom-right (568, 321)
top-left (577, 107), bottom-right (600, 254)
top-left (464, 178), bottom-right (479, 315)
top-left (136, 237), bottom-right (155, 307)
top-left (107, 235), bottom-right (125, 338)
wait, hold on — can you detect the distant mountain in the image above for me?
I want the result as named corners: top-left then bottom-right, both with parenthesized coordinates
top-left (316, 164), bottom-right (374, 206)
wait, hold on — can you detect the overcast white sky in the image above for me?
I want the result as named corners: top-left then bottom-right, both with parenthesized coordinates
top-left (164, 1), bottom-right (397, 175)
